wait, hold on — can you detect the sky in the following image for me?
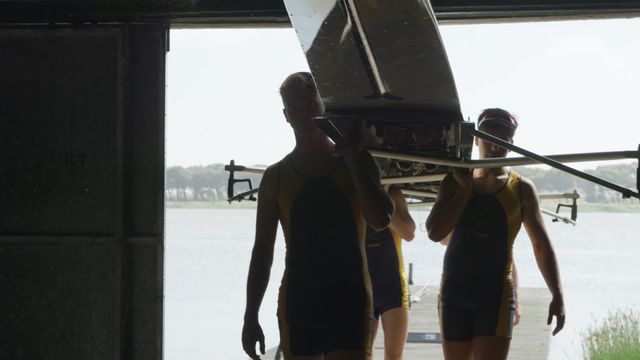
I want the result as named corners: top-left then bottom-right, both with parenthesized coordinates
top-left (166, 19), bottom-right (640, 170)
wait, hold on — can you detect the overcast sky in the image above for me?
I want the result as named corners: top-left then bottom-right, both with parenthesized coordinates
top-left (166, 19), bottom-right (640, 169)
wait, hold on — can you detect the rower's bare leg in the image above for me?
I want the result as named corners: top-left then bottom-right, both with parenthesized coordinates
top-left (287, 355), bottom-right (323, 360)
top-left (326, 350), bottom-right (371, 360)
top-left (442, 340), bottom-right (472, 360)
top-left (471, 336), bottom-right (510, 360)
top-left (380, 308), bottom-right (409, 360)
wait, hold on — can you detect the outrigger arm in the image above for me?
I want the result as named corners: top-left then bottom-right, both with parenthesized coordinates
top-left (541, 208), bottom-right (576, 225)
top-left (223, 159), bottom-right (584, 224)
top-left (539, 191), bottom-right (580, 225)
top-left (471, 129), bottom-right (640, 200)
top-left (225, 160), bottom-right (262, 203)
top-left (370, 129), bottom-right (640, 200)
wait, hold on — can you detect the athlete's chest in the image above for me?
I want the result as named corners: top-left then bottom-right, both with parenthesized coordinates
top-left (471, 173), bottom-right (510, 193)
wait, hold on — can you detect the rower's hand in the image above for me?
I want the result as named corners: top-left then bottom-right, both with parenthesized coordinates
top-left (547, 295), bottom-right (566, 336)
top-left (242, 318), bottom-right (265, 360)
top-left (334, 120), bottom-right (365, 160)
top-left (451, 168), bottom-right (473, 193)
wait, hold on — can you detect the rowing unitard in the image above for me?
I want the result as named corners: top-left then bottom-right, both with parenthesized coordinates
top-left (366, 227), bottom-right (410, 320)
top-left (439, 171), bottom-right (523, 340)
top-left (276, 155), bottom-right (373, 357)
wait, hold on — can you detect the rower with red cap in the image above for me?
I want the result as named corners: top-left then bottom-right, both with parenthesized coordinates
top-left (426, 108), bottom-right (566, 360)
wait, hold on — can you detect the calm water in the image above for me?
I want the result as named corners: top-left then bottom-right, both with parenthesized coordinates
top-left (165, 208), bottom-right (640, 360)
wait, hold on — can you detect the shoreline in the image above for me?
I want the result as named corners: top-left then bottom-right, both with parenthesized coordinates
top-left (166, 201), bottom-right (258, 209)
top-left (166, 200), bottom-right (640, 213)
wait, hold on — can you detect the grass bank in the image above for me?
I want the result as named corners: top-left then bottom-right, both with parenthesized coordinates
top-left (582, 309), bottom-right (640, 360)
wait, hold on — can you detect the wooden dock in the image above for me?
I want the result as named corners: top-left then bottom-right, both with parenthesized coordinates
top-left (264, 286), bottom-right (551, 359)
top-left (373, 286), bottom-right (552, 359)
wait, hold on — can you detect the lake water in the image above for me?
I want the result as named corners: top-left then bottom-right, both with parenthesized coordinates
top-left (164, 208), bottom-right (640, 360)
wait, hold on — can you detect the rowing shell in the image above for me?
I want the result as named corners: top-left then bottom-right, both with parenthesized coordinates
top-left (284, 0), bottom-right (461, 112)
top-left (284, 0), bottom-right (471, 189)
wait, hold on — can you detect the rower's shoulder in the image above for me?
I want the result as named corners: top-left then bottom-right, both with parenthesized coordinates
top-left (260, 157), bottom-right (289, 194)
top-left (513, 173), bottom-right (540, 205)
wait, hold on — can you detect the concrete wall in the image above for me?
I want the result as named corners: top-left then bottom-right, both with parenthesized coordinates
top-left (0, 25), bottom-right (166, 360)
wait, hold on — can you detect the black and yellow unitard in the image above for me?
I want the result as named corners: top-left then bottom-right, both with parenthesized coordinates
top-left (276, 155), bottom-right (373, 357)
top-left (366, 227), bottom-right (410, 319)
top-left (439, 171), bottom-right (522, 340)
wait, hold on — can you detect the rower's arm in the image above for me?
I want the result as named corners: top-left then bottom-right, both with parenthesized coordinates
top-left (426, 172), bottom-right (472, 242)
top-left (244, 165), bottom-right (279, 321)
top-left (344, 150), bottom-right (394, 231)
top-left (439, 231), bottom-right (452, 246)
top-left (242, 165), bottom-right (280, 358)
top-left (388, 186), bottom-right (415, 241)
top-left (334, 120), bottom-right (393, 231)
top-left (521, 177), bottom-right (566, 335)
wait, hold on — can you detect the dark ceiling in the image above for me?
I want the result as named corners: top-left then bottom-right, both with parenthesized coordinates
top-left (1, 0), bottom-right (640, 25)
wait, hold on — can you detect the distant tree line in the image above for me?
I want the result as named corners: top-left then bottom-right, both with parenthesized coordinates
top-left (166, 164), bottom-right (263, 201)
top-left (166, 162), bottom-right (638, 203)
top-left (513, 162), bottom-right (638, 203)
